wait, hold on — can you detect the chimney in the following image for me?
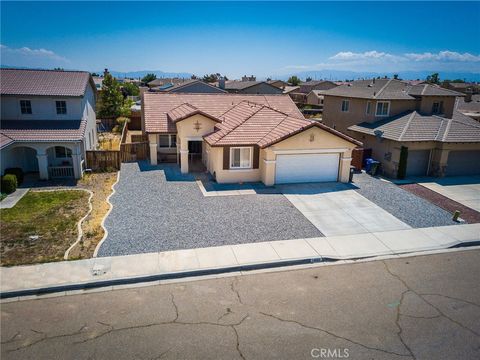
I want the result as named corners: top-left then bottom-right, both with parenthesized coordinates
top-left (218, 78), bottom-right (225, 89)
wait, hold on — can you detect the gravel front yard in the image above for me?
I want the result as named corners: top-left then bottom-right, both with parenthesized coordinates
top-left (99, 162), bottom-right (322, 256)
top-left (352, 173), bottom-right (457, 228)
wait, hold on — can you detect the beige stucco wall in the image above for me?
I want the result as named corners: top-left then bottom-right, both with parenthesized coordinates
top-left (306, 92), bottom-right (323, 106)
top-left (322, 96), bottom-right (417, 135)
top-left (357, 133), bottom-right (480, 177)
top-left (207, 145), bottom-right (261, 183)
top-left (262, 126), bottom-right (357, 185)
top-left (419, 96), bottom-right (456, 118)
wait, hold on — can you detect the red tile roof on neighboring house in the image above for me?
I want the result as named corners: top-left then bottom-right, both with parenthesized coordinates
top-left (143, 93), bottom-right (304, 133)
top-left (0, 69), bottom-right (93, 97)
top-left (0, 120), bottom-right (87, 149)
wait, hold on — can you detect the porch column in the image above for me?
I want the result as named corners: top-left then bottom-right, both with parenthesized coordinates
top-left (36, 151), bottom-right (49, 180)
top-left (72, 153), bottom-right (82, 179)
top-left (339, 151), bottom-right (353, 183)
top-left (149, 134), bottom-right (158, 165)
top-left (180, 150), bottom-right (189, 173)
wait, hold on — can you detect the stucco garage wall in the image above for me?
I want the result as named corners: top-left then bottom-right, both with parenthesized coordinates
top-left (262, 126), bottom-right (357, 185)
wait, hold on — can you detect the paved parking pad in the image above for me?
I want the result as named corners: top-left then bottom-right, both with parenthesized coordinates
top-left (280, 183), bottom-right (411, 236)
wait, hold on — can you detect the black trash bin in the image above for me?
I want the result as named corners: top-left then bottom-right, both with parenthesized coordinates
top-left (349, 166), bottom-right (355, 182)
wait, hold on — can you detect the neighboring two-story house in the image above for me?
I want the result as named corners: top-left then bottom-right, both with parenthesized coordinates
top-left (0, 69), bottom-right (98, 180)
top-left (322, 79), bottom-right (480, 178)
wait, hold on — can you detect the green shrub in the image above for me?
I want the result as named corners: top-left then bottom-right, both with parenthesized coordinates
top-left (1, 174), bottom-right (18, 194)
top-left (4, 167), bottom-right (24, 184)
top-left (397, 146), bottom-right (408, 179)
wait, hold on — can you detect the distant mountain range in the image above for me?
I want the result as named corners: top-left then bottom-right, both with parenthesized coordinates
top-left (2, 65), bottom-right (479, 82)
top-left (274, 69), bottom-right (480, 82)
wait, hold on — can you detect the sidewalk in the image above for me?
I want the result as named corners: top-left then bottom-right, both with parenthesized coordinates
top-left (1, 224), bottom-right (479, 298)
top-left (0, 188), bottom-right (29, 209)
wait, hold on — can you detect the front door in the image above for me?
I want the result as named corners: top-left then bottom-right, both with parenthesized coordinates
top-left (188, 141), bottom-right (204, 172)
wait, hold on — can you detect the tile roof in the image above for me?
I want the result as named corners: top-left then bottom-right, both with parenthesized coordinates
top-left (224, 80), bottom-right (280, 91)
top-left (166, 103), bottom-right (222, 123)
top-left (456, 95), bottom-right (480, 113)
top-left (0, 69), bottom-right (93, 97)
top-left (283, 86), bottom-right (300, 94)
top-left (143, 93), bottom-right (304, 133)
top-left (202, 100), bottom-right (361, 148)
top-left (0, 120), bottom-right (87, 149)
top-left (323, 79), bottom-right (464, 100)
top-left (348, 111), bottom-right (480, 143)
top-left (151, 79), bottom-right (227, 93)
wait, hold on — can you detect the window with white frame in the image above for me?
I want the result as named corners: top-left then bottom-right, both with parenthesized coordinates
top-left (159, 134), bottom-right (176, 148)
top-left (230, 147), bottom-right (252, 169)
top-left (56, 100), bottom-right (67, 114)
top-left (20, 100), bottom-right (32, 114)
top-left (376, 101), bottom-right (390, 116)
top-left (432, 101), bottom-right (444, 114)
top-left (341, 99), bottom-right (349, 112)
top-left (54, 146), bottom-right (72, 159)
top-left (366, 101), bottom-right (372, 114)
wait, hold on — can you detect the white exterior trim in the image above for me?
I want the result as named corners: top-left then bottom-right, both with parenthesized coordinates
top-left (263, 159), bottom-right (276, 164)
top-left (272, 148), bottom-right (348, 155)
top-left (185, 136), bottom-right (204, 141)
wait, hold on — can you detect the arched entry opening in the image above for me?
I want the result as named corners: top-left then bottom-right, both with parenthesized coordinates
top-left (2, 146), bottom-right (39, 179)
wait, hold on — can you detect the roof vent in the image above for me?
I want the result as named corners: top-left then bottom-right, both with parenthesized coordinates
top-left (374, 130), bottom-right (384, 138)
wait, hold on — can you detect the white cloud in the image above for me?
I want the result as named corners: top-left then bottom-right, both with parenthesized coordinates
top-left (0, 44), bottom-right (69, 67)
top-left (405, 51), bottom-right (480, 62)
top-left (329, 50), bottom-right (398, 61)
top-left (283, 49), bottom-right (480, 73)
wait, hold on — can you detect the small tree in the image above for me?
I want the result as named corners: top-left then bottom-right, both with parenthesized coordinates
top-left (288, 76), bottom-right (301, 86)
top-left (99, 73), bottom-right (124, 118)
top-left (141, 73), bottom-right (157, 84)
top-left (426, 73), bottom-right (440, 84)
top-left (122, 82), bottom-right (140, 96)
top-left (397, 146), bottom-right (409, 179)
top-left (306, 76), bottom-right (312, 82)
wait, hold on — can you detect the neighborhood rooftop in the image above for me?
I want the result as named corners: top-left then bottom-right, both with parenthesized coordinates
top-left (348, 110), bottom-right (480, 143)
top-left (0, 68), bottom-right (93, 97)
top-left (143, 93), bottom-right (304, 133)
top-left (323, 79), bottom-right (464, 100)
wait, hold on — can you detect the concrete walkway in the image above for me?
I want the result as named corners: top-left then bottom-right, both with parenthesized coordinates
top-left (1, 224), bottom-right (479, 297)
top-left (0, 188), bottom-right (29, 209)
top-left (419, 180), bottom-right (480, 212)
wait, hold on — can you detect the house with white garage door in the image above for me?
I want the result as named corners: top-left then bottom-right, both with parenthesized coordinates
top-left (142, 93), bottom-right (361, 185)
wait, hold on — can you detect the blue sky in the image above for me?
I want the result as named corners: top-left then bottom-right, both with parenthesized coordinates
top-left (1, 1), bottom-right (480, 78)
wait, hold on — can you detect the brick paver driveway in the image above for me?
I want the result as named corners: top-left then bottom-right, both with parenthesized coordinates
top-left (98, 162), bottom-right (322, 256)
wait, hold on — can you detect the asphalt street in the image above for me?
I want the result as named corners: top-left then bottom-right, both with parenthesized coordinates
top-left (2, 249), bottom-right (480, 360)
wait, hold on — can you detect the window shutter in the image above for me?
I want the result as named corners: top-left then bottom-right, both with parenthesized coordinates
top-left (223, 146), bottom-right (230, 170)
top-left (253, 146), bottom-right (260, 169)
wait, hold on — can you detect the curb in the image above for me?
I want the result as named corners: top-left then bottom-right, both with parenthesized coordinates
top-left (93, 170), bottom-right (121, 257)
top-left (0, 257), bottom-right (325, 299)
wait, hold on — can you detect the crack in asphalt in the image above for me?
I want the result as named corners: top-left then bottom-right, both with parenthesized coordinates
top-left (393, 289), bottom-right (417, 360)
top-left (7, 324), bottom-right (87, 353)
top-left (382, 260), bottom-right (480, 342)
top-left (259, 311), bottom-right (411, 357)
top-left (231, 278), bottom-right (244, 305)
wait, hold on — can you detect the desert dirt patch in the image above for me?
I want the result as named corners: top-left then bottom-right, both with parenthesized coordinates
top-left (67, 171), bottom-right (118, 259)
top-left (0, 190), bottom-right (89, 266)
top-left (98, 132), bottom-right (122, 150)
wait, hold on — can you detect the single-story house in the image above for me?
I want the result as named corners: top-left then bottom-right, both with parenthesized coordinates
top-left (150, 79), bottom-right (226, 94)
top-left (143, 93), bottom-right (361, 185)
top-left (219, 81), bottom-right (284, 95)
top-left (0, 69), bottom-right (98, 180)
top-left (349, 110), bottom-right (480, 177)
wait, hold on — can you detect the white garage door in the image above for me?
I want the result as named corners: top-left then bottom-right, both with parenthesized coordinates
top-left (275, 153), bottom-right (339, 184)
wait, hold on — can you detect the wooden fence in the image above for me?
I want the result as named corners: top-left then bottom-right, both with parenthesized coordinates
top-left (85, 150), bottom-right (121, 171)
top-left (351, 148), bottom-right (364, 170)
top-left (120, 142), bottom-right (150, 162)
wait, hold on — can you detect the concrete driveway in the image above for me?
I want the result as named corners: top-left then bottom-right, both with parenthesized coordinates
top-left (419, 176), bottom-right (480, 212)
top-left (279, 183), bottom-right (411, 236)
